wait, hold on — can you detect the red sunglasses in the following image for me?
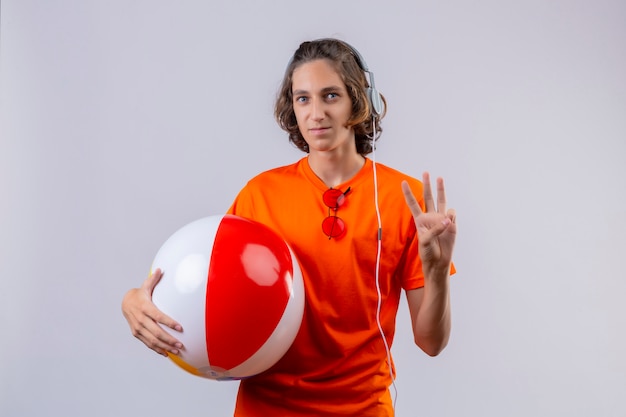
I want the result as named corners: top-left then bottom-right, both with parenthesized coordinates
top-left (322, 187), bottom-right (351, 239)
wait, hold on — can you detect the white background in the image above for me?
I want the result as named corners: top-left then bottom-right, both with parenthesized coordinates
top-left (1, 1), bottom-right (625, 416)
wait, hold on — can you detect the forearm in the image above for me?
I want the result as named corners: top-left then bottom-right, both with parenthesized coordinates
top-left (411, 271), bottom-right (451, 356)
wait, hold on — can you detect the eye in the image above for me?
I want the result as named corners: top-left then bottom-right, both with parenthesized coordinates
top-left (295, 96), bottom-right (308, 104)
top-left (326, 92), bottom-right (339, 100)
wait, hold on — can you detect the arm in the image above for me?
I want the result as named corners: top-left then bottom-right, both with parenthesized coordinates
top-left (405, 277), bottom-right (451, 356)
top-left (121, 269), bottom-right (184, 357)
top-left (402, 173), bottom-right (457, 356)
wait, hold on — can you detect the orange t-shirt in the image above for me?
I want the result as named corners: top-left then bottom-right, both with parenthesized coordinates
top-left (228, 157), bottom-right (425, 416)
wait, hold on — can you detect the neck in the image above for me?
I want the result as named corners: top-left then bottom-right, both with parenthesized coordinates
top-left (307, 150), bottom-right (365, 188)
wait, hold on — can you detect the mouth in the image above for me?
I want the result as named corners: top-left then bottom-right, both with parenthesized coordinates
top-left (309, 127), bottom-right (330, 135)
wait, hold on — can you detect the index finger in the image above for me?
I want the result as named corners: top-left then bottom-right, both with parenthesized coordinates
top-left (401, 180), bottom-right (423, 217)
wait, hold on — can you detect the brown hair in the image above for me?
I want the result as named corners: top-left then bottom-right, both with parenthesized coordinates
top-left (274, 39), bottom-right (386, 154)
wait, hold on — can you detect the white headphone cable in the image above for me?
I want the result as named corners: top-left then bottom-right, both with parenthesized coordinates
top-left (371, 117), bottom-right (398, 413)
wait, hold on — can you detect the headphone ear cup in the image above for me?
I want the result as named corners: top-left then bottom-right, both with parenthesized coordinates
top-left (367, 87), bottom-right (384, 116)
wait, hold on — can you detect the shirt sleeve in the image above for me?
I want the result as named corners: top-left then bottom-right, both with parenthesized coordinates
top-left (227, 183), bottom-right (255, 218)
top-left (398, 223), bottom-right (425, 291)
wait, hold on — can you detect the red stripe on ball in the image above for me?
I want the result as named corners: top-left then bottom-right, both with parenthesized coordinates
top-left (205, 215), bottom-right (293, 371)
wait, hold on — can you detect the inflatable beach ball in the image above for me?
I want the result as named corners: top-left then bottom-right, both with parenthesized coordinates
top-left (150, 214), bottom-right (304, 380)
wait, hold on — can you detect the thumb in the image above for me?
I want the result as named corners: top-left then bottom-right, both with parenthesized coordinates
top-left (142, 268), bottom-right (164, 294)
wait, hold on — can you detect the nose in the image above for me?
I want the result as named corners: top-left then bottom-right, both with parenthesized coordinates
top-left (310, 98), bottom-right (325, 121)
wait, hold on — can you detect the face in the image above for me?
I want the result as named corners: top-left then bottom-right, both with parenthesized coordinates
top-left (291, 59), bottom-right (355, 155)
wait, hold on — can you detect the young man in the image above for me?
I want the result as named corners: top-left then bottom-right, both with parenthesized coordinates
top-left (122, 38), bottom-right (457, 416)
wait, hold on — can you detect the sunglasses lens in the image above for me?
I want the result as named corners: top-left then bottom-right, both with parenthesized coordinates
top-left (322, 215), bottom-right (345, 238)
top-left (323, 189), bottom-right (345, 208)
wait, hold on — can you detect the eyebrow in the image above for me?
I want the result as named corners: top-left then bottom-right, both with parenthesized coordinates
top-left (292, 85), bottom-right (344, 96)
